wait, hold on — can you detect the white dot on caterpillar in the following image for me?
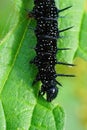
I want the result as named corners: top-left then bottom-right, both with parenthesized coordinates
top-left (47, 23), bottom-right (49, 26)
top-left (44, 77), bottom-right (46, 80)
top-left (41, 48), bottom-right (43, 50)
top-left (40, 24), bottom-right (42, 27)
top-left (43, 23), bottom-right (45, 26)
top-left (39, 61), bottom-right (41, 64)
top-left (48, 57), bottom-right (51, 60)
top-left (51, 71), bottom-right (53, 73)
top-left (50, 65), bottom-right (53, 67)
top-left (40, 44), bottom-right (42, 47)
top-left (41, 68), bottom-right (44, 71)
top-left (45, 80), bottom-right (48, 83)
top-left (41, 53), bottom-right (44, 56)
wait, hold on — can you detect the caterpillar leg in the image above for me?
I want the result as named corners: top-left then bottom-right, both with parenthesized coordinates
top-left (39, 85), bottom-right (46, 96)
top-left (30, 56), bottom-right (38, 65)
top-left (32, 73), bottom-right (40, 85)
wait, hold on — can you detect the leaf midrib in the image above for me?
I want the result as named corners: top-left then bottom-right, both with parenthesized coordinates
top-left (0, 20), bottom-right (30, 94)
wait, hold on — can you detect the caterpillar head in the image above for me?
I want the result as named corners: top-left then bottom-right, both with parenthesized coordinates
top-left (46, 86), bottom-right (58, 102)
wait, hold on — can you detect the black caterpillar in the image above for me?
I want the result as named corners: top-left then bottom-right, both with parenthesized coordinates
top-left (29, 0), bottom-right (75, 102)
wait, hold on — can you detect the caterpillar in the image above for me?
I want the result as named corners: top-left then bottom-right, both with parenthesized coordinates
top-left (29, 0), bottom-right (75, 102)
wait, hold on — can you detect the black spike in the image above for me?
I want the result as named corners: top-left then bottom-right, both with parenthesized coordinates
top-left (57, 48), bottom-right (71, 51)
top-left (57, 62), bottom-right (75, 66)
top-left (56, 80), bottom-right (62, 87)
top-left (59, 26), bottom-right (73, 33)
top-left (59, 6), bottom-right (72, 13)
top-left (56, 74), bottom-right (75, 77)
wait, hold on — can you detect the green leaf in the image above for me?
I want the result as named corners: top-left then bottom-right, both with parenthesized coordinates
top-left (0, 0), bottom-right (85, 129)
top-left (0, 0), bottom-right (64, 130)
top-left (56, 0), bottom-right (85, 63)
top-left (0, 100), bottom-right (6, 130)
top-left (75, 2), bottom-right (87, 60)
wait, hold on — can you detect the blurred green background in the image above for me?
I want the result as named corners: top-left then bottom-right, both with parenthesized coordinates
top-left (57, 1), bottom-right (87, 130)
top-left (57, 57), bottom-right (87, 130)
